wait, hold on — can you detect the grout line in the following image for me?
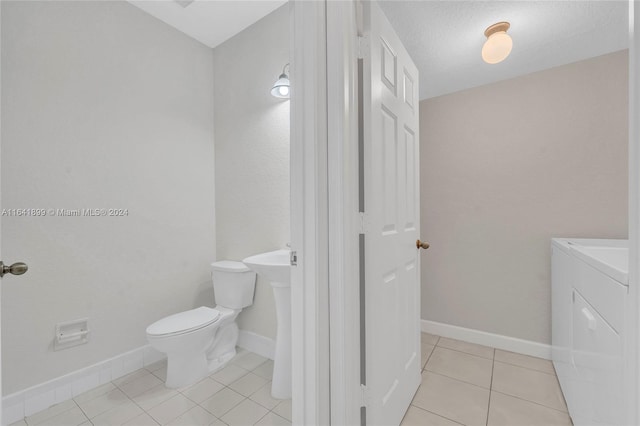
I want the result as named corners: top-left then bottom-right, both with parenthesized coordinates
top-left (486, 357), bottom-right (495, 426)
top-left (431, 345), bottom-right (495, 361)
top-left (72, 398), bottom-right (92, 424)
top-left (490, 389), bottom-right (570, 414)
top-left (434, 340), bottom-right (500, 361)
top-left (423, 370), bottom-right (490, 391)
top-left (492, 359), bottom-right (556, 376)
top-left (408, 404), bottom-right (466, 426)
top-left (25, 399), bottom-right (81, 426)
top-left (423, 345), bottom-right (436, 370)
top-left (253, 409), bottom-right (271, 425)
top-left (422, 367), bottom-right (492, 391)
top-left (492, 358), bottom-right (556, 376)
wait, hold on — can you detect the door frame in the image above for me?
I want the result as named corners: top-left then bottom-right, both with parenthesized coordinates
top-left (626, 1), bottom-right (640, 424)
top-left (290, 1), bottom-right (331, 424)
top-left (326, 1), bottom-right (361, 425)
top-left (291, 1), bottom-right (362, 424)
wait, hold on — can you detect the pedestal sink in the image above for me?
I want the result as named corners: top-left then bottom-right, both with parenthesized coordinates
top-left (242, 249), bottom-right (291, 399)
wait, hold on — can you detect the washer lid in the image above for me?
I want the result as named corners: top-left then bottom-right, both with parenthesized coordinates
top-left (146, 307), bottom-right (220, 336)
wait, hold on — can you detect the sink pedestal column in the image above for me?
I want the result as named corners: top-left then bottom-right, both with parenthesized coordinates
top-left (271, 282), bottom-right (291, 399)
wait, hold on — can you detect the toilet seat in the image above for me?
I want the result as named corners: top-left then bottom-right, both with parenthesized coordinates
top-left (147, 307), bottom-right (220, 337)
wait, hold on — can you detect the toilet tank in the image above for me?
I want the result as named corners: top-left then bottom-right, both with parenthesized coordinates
top-left (211, 261), bottom-right (256, 309)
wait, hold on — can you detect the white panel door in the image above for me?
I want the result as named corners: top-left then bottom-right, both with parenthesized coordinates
top-left (362, 1), bottom-right (421, 425)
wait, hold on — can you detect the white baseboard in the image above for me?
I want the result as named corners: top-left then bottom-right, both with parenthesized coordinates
top-left (2, 330), bottom-right (274, 425)
top-left (2, 345), bottom-right (165, 425)
top-left (237, 330), bottom-right (275, 360)
top-left (421, 319), bottom-right (552, 360)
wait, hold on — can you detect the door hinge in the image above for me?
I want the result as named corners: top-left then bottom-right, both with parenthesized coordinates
top-left (360, 384), bottom-right (368, 407)
top-left (290, 251), bottom-right (297, 267)
top-left (357, 35), bottom-right (369, 59)
top-left (359, 212), bottom-right (367, 234)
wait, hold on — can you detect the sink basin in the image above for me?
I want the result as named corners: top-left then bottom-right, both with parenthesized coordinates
top-left (242, 249), bottom-right (290, 285)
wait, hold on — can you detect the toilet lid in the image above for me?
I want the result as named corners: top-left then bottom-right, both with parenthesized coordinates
top-left (146, 307), bottom-right (221, 337)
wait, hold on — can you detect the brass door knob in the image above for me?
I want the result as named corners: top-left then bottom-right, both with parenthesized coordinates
top-left (416, 240), bottom-right (430, 250)
top-left (0, 261), bottom-right (28, 277)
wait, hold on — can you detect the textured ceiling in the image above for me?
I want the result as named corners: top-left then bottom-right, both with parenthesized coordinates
top-left (128, 0), bottom-right (286, 48)
top-left (378, 1), bottom-right (629, 100)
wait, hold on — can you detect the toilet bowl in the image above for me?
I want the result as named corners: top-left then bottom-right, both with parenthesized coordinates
top-left (146, 261), bottom-right (256, 388)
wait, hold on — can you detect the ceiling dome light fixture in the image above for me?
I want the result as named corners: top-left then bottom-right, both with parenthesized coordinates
top-left (482, 22), bottom-right (513, 64)
top-left (271, 63), bottom-right (290, 99)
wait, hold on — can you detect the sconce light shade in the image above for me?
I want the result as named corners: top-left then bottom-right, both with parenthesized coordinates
top-left (271, 74), bottom-right (290, 98)
top-left (271, 64), bottom-right (290, 99)
top-left (482, 22), bottom-right (512, 64)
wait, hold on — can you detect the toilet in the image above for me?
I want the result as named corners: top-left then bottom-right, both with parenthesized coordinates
top-left (146, 260), bottom-right (256, 388)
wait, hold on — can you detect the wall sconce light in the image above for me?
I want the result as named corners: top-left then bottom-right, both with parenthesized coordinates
top-left (271, 63), bottom-right (290, 99)
top-left (482, 22), bottom-right (513, 64)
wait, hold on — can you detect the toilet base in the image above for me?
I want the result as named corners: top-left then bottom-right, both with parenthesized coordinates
top-left (164, 343), bottom-right (237, 389)
top-left (208, 348), bottom-right (237, 375)
top-left (165, 351), bottom-right (211, 388)
top-left (150, 309), bottom-right (242, 389)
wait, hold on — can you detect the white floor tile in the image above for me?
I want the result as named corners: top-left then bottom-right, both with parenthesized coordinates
top-left (272, 399), bottom-right (292, 422)
top-left (122, 412), bottom-right (160, 426)
top-left (76, 388), bottom-right (129, 419)
top-left (421, 344), bottom-right (435, 369)
top-left (232, 352), bottom-right (268, 371)
top-left (113, 370), bottom-right (150, 387)
top-left (437, 338), bottom-right (495, 360)
top-left (254, 412), bottom-right (291, 426)
top-left (200, 388), bottom-right (245, 418)
top-left (494, 350), bottom-right (555, 375)
top-left (165, 406), bottom-right (217, 426)
top-left (25, 399), bottom-right (76, 425)
top-left (146, 394), bottom-right (195, 425)
top-left (220, 399), bottom-right (269, 426)
top-left (74, 383), bottom-right (117, 405)
top-left (425, 347), bottom-right (493, 388)
top-left (400, 405), bottom-right (460, 426)
top-left (422, 332), bottom-right (440, 346)
top-left (252, 360), bottom-right (274, 380)
top-left (210, 365), bottom-right (249, 386)
top-left (487, 391), bottom-right (572, 426)
top-left (132, 384), bottom-right (178, 411)
top-left (35, 407), bottom-right (88, 426)
top-left (249, 382), bottom-right (281, 410)
top-left (412, 372), bottom-right (489, 426)
top-left (492, 362), bottom-right (567, 412)
top-left (91, 401), bottom-right (144, 426)
top-left (118, 372), bottom-right (164, 398)
top-left (228, 373), bottom-right (268, 397)
top-left (180, 377), bottom-right (224, 404)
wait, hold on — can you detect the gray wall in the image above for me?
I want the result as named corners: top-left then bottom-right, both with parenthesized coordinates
top-left (213, 6), bottom-right (290, 340)
top-left (1, 1), bottom-right (216, 394)
top-left (420, 50), bottom-right (629, 344)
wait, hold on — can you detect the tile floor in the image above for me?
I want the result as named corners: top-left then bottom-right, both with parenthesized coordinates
top-left (11, 349), bottom-right (291, 426)
top-left (12, 334), bottom-right (571, 426)
top-left (401, 333), bottom-right (572, 426)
